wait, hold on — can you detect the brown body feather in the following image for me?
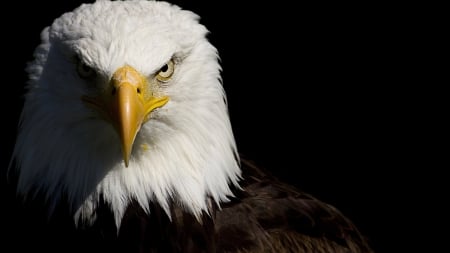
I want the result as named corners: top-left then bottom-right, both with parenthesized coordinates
top-left (214, 158), bottom-right (374, 253)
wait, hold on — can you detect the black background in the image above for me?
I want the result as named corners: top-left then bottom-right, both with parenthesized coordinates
top-left (0, 1), bottom-right (427, 253)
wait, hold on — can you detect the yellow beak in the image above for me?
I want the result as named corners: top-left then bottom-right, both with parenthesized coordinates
top-left (83, 65), bottom-right (169, 167)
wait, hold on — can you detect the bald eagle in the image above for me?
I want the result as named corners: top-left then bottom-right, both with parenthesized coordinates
top-left (9, 1), bottom-right (374, 252)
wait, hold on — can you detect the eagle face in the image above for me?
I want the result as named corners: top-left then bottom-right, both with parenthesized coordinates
top-left (12, 1), bottom-right (240, 227)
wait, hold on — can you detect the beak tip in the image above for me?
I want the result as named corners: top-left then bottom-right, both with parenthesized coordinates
top-left (123, 152), bottom-right (131, 167)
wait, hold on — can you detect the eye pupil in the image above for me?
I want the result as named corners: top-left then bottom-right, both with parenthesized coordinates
top-left (81, 64), bottom-right (90, 72)
top-left (76, 56), bottom-right (96, 79)
top-left (156, 60), bottom-right (174, 82)
top-left (160, 64), bottom-right (168, 72)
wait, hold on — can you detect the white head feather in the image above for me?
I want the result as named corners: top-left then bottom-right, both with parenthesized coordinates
top-left (11, 0), bottom-right (241, 228)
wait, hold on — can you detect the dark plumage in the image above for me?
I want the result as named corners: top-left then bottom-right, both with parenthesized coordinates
top-left (215, 159), bottom-right (373, 253)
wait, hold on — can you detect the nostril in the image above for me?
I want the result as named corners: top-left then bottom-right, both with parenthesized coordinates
top-left (111, 87), bottom-right (116, 95)
top-left (137, 88), bottom-right (141, 94)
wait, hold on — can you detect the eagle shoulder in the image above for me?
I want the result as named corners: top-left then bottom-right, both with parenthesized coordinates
top-left (214, 158), bottom-right (374, 253)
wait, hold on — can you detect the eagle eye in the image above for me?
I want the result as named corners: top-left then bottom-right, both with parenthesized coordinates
top-left (156, 60), bottom-right (174, 82)
top-left (77, 60), bottom-right (96, 79)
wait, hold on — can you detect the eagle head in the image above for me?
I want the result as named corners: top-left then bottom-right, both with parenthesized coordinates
top-left (11, 1), bottom-right (240, 227)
